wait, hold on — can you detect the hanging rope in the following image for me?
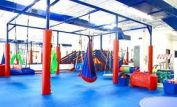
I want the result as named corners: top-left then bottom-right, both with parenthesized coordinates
top-left (25, 15), bottom-right (30, 68)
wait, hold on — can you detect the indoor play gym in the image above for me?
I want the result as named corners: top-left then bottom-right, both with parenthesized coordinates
top-left (0, 0), bottom-right (177, 107)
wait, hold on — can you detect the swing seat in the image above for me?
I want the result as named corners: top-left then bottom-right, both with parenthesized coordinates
top-left (103, 72), bottom-right (113, 78)
top-left (11, 67), bottom-right (35, 75)
top-left (75, 63), bottom-right (83, 71)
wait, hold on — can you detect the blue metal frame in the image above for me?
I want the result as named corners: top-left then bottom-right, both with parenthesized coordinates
top-left (8, 0), bottom-right (40, 24)
top-left (115, 0), bottom-right (146, 7)
top-left (0, 0), bottom-right (108, 31)
top-left (50, 9), bottom-right (99, 28)
top-left (123, 26), bottom-right (147, 32)
top-left (8, 23), bottom-right (91, 37)
top-left (50, 0), bottom-right (60, 7)
top-left (93, 26), bottom-right (148, 37)
top-left (6, 0), bottom-right (39, 43)
top-left (8, 25), bottom-right (16, 32)
top-left (71, 24), bottom-right (111, 33)
top-left (70, 0), bottom-right (151, 27)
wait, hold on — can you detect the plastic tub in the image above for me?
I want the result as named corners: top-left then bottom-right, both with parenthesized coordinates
top-left (163, 80), bottom-right (177, 95)
top-left (118, 77), bottom-right (129, 86)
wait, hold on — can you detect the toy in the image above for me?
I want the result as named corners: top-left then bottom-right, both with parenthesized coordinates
top-left (130, 72), bottom-right (157, 90)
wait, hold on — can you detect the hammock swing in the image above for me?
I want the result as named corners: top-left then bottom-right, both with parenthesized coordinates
top-left (80, 39), bottom-right (97, 83)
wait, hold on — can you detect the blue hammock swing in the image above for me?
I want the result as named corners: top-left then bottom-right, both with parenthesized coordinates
top-left (81, 40), bottom-right (97, 83)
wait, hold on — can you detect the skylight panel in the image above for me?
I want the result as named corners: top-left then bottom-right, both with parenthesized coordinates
top-left (164, 0), bottom-right (177, 9)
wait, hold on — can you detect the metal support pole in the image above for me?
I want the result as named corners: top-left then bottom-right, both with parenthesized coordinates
top-left (46, 0), bottom-right (50, 29)
top-left (6, 24), bottom-right (9, 43)
top-left (147, 26), bottom-right (152, 45)
top-left (115, 15), bottom-right (118, 39)
top-left (100, 34), bottom-right (103, 50)
top-left (57, 32), bottom-right (59, 46)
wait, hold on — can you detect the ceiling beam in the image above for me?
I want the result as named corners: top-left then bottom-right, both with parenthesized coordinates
top-left (0, 0), bottom-right (110, 31)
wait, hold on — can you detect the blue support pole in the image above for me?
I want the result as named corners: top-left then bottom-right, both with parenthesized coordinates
top-left (147, 25), bottom-right (152, 45)
top-left (8, 0), bottom-right (40, 24)
top-left (46, 0), bottom-right (50, 29)
top-left (6, 24), bottom-right (9, 43)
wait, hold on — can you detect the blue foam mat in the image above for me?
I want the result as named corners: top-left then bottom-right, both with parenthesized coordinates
top-left (0, 72), bottom-right (174, 107)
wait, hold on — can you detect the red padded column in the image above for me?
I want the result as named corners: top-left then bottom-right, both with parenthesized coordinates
top-left (42, 29), bottom-right (52, 95)
top-left (126, 47), bottom-right (129, 64)
top-left (148, 45), bottom-right (153, 74)
top-left (29, 50), bottom-right (33, 64)
top-left (5, 43), bottom-right (10, 77)
top-left (113, 39), bottom-right (119, 84)
top-left (56, 46), bottom-right (61, 75)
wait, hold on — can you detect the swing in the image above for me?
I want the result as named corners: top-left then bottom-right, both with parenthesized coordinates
top-left (103, 51), bottom-right (113, 78)
top-left (80, 39), bottom-right (97, 83)
top-left (11, 15), bottom-right (35, 75)
top-left (75, 35), bottom-right (84, 72)
top-left (103, 34), bottom-right (113, 78)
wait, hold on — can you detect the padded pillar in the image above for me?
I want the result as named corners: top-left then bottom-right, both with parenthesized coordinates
top-left (42, 29), bottom-right (52, 95)
top-left (126, 47), bottom-right (129, 64)
top-left (56, 46), bottom-right (61, 75)
top-left (148, 45), bottom-right (153, 74)
top-left (29, 50), bottom-right (33, 64)
top-left (5, 43), bottom-right (10, 77)
top-left (113, 39), bottom-right (119, 84)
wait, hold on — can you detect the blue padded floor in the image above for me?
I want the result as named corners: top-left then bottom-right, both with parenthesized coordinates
top-left (0, 72), bottom-right (173, 107)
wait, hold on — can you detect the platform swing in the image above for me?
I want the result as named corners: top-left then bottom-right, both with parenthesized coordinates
top-left (75, 35), bottom-right (84, 72)
top-left (80, 38), bottom-right (97, 83)
top-left (10, 21), bottom-right (24, 66)
top-left (11, 15), bottom-right (35, 75)
top-left (103, 33), bottom-right (113, 78)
